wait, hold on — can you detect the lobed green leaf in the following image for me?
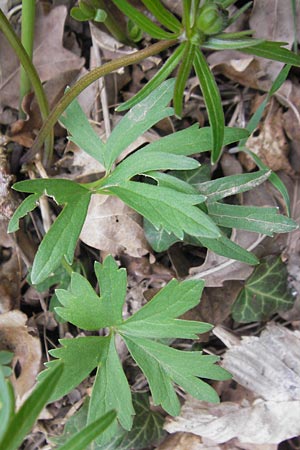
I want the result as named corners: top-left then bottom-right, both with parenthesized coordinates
top-left (56, 257), bottom-right (126, 329)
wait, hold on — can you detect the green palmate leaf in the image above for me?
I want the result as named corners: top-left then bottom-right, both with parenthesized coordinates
top-left (56, 257), bottom-right (126, 329)
top-left (193, 48), bottom-right (224, 164)
top-left (58, 411), bottom-right (117, 450)
top-left (242, 40), bottom-right (300, 66)
top-left (122, 335), bottom-right (230, 416)
top-left (232, 256), bottom-right (295, 323)
top-left (0, 364), bottom-right (63, 450)
top-left (111, 0), bottom-right (178, 39)
top-left (41, 255), bottom-right (229, 429)
top-left (59, 97), bottom-right (106, 168)
top-left (38, 337), bottom-right (103, 402)
top-left (10, 179), bottom-right (91, 284)
top-left (105, 79), bottom-right (175, 170)
top-left (197, 169), bottom-right (271, 202)
top-left (208, 202), bottom-right (298, 235)
top-left (104, 151), bottom-right (199, 185)
top-left (116, 43), bottom-right (186, 112)
top-left (0, 369), bottom-right (14, 443)
top-left (173, 42), bottom-right (195, 117)
top-left (119, 278), bottom-right (211, 339)
top-left (143, 124), bottom-right (248, 156)
top-left (88, 335), bottom-right (135, 435)
top-left (203, 37), bottom-right (263, 50)
top-left (141, 0), bottom-right (182, 32)
top-left (107, 181), bottom-right (220, 239)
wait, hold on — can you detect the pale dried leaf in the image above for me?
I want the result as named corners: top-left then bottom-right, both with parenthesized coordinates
top-left (80, 194), bottom-right (150, 257)
top-left (188, 230), bottom-right (260, 287)
top-left (0, 4), bottom-right (84, 110)
top-left (249, 0), bottom-right (295, 81)
top-left (164, 396), bottom-right (300, 444)
top-left (222, 324), bottom-right (300, 401)
top-left (0, 310), bottom-right (41, 398)
top-left (157, 432), bottom-right (220, 450)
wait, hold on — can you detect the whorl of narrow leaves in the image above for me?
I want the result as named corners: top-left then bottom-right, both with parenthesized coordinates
top-left (37, 255), bottom-right (230, 442)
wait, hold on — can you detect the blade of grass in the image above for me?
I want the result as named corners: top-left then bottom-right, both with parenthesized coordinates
top-left (0, 363), bottom-right (63, 450)
top-left (58, 411), bottom-right (117, 450)
top-left (193, 47), bottom-right (224, 164)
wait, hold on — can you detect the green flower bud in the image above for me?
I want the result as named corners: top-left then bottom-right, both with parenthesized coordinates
top-left (196, 3), bottom-right (228, 35)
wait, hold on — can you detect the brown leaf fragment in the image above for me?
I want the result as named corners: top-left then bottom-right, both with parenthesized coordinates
top-left (0, 4), bottom-right (84, 111)
top-left (240, 102), bottom-right (293, 174)
top-left (0, 310), bottom-right (41, 398)
top-left (80, 195), bottom-right (150, 258)
top-left (188, 230), bottom-right (259, 287)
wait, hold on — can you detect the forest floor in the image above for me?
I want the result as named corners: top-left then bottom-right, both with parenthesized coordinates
top-left (0, 1), bottom-right (300, 449)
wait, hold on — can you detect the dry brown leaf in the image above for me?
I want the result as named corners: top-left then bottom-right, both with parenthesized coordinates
top-left (249, 0), bottom-right (296, 81)
top-left (0, 4), bottom-right (84, 111)
top-left (157, 432), bottom-right (218, 450)
top-left (240, 101), bottom-right (293, 173)
top-left (80, 194), bottom-right (150, 257)
top-left (0, 310), bottom-right (41, 398)
top-left (188, 230), bottom-right (260, 287)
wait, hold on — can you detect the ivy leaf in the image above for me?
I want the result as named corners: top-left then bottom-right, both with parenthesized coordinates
top-left (52, 394), bottom-right (165, 450)
top-left (232, 256), bottom-right (295, 323)
top-left (107, 181), bottom-right (221, 239)
top-left (207, 202), bottom-right (298, 235)
top-left (56, 256), bottom-right (127, 330)
top-left (9, 179), bottom-right (91, 284)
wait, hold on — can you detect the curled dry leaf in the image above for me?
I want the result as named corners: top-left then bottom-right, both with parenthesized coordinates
top-left (188, 229), bottom-right (258, 287)
top-left (0, 3), bottom-right (84, 111)
top-left (0, 310), bottom-right (41, 398)
top-left (240, 101), bottom-right (293, 174)
top-left (165, 325), bottom-right (300, 445)
top-left (80, 194), bottom-right (150, 258)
